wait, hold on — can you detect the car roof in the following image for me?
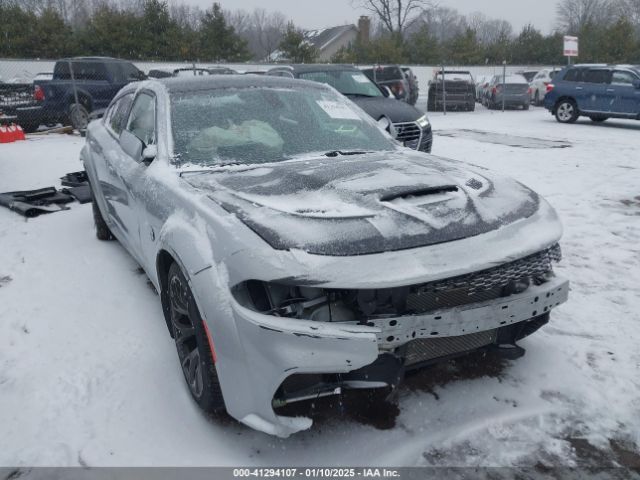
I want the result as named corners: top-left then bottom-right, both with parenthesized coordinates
top-left (269, 64), bottom-right (359, 74)
top-left (148, 74), bottom-right (330, 93)
top-left (58, 56), bottom-right (130, 63)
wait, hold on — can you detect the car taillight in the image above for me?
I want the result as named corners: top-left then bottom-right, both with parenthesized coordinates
top-left (528, 87), bottom-right (532, 94)
top-left (492, 86), bottom-right (497, 94)
top-left (34, 85), bottom-right (45, 102)
top-left (546, 83), bottom-right (555, 93)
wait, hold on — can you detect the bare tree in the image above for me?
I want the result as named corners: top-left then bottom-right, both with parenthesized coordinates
top-left (555, 0), bottom-right (617, 32)
top-left (353, 0), bottom-right (433, 34)
top-left (467, 12), bottom-right (513, 46)
top-left (413, 6), bottom-right (466, 42)
top-left (226, 8), bottom-right (288, 61)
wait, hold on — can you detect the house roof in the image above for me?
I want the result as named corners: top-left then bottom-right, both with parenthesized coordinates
top-left (303, 25), bottom-right (357, 51)
top-left (269, 24), bottom-right (357, 62)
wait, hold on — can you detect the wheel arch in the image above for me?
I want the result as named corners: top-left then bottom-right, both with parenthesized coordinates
top-left (66, 89), bottom-right (94, 112)
top-left (553, 95), bottom-right (576, 114)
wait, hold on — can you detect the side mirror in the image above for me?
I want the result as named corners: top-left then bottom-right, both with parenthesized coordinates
top-left (380, 86), bottom-right (395, 98)
top-left (120, 130), bottom-right (143, 161)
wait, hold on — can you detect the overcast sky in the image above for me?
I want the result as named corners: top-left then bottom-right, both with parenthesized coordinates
top-left (191, 0), bottom-right (560, 34)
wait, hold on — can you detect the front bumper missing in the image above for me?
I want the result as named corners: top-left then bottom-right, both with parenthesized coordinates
top-left (223, 275), bottom-right (568, 437)
top-left (369, 275), bottom-right (568, 349)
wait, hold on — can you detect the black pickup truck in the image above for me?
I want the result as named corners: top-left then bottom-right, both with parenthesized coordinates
top-left (427, 70), bottom-right (476, 112)
top-left (17, 57), bottom-right (145, 132)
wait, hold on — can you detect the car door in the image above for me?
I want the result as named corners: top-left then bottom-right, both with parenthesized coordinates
top-left (106, 91), bottom-right (157, 260)
top-left (90, 92), bottom-right (134, 237)
top-left (72, 61), bottom-right (113, 110)
top-left (580, 69), bottom-right (613, 113)
top-left (610, 70), bottom-right (640, 115)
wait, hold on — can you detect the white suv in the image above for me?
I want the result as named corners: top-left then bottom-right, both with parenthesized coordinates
top-left (530, 68), bottom-right (560, 106)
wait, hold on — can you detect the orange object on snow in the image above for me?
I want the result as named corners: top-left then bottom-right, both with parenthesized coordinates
top-left (0, 125), bottom-right (13, 143)
top-left (14, 124), bottom-right (26, 141)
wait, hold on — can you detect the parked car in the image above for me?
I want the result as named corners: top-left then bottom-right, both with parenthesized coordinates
top-left (428, 70), bottom-right (476, 111)
top-left (266, 64), bottom-right (432, 152)
top-left (18, 57), bottom-right (146, 132)
top-left (484, 74), bottom-right (530, 110)
top-left (82, 74), bottom-right (568, 437)
top-left (529, 68), bottom-right (560, 106)
top-left (516, 70), bottom-right (539, 83)
top-left (544, 64), bottom-right (640, 123)
top-left (401, 67), bottom-right (420, 106)
top-left (361, 65), bottom-right (411, 103)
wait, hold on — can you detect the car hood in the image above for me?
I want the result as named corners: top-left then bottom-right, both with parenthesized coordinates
top-left (185, 151), bottom-right (540, 256)
top-left (347, 96), bottom-right (422, 123)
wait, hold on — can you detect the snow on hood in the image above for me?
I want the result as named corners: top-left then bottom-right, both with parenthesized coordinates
top-left (185, 150), bottom-right (540, 256)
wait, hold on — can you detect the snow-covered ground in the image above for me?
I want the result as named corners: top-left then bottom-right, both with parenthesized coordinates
top-left (1, 106), bottom-right (639, 468)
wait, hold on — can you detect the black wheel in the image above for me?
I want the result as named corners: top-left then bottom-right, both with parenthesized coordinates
top-left (91, 191), bottom-right (114, 241)
top-left (589, 115), bottom-right (608, 123)
top-left (555, 99), bottom-right (579, 123)
top-left (69, 103), bottom-right (89, 131)
top-left (469, 102), bottom-right (475, 112)
top-left (168, 262), bottom-right (225, 413)
top-left (534, 91), bottom-right (541, 106)
top-left (523, 103), bottom-right (530, 110)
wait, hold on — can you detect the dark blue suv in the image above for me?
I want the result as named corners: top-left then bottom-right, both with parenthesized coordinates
top-left (544, 64), bottom-right (640, 123)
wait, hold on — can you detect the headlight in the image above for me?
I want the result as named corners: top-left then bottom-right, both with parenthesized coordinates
top-left (416, 115), bottom-right (430, 128)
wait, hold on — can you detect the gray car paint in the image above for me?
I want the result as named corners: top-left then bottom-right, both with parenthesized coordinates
top-left (82, 76), bottom-right (568, 437)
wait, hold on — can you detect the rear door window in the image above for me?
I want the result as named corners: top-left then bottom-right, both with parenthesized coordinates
top-left (71, 62), bottom-right (109, 81)
top-left (583, 69), bottom-right (611, 84)
top-left (563, 68), bottom-right (582, 82)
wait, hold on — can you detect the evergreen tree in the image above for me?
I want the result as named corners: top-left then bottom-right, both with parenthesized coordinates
top-left (199, 3), bottom-right (249, 62)
top-left (278, 22), bottom-right (318, 63)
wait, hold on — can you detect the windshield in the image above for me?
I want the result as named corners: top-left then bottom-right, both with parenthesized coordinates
top-left (298, 70), bottom-right (382, 97)
top-left (170, 86), bottom-right (395, 167)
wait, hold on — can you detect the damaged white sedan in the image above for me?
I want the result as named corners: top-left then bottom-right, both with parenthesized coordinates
top-left (82, 75), bottom-right (569, 437)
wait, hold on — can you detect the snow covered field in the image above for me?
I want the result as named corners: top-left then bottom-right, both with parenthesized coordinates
top-left (1, 105), bottom-right (639, 469)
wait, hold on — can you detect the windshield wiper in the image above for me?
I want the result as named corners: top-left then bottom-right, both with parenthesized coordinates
top-left (323, 150), bottom-right (372, 157)
top-left (342, 92), bottom-right (378, 97)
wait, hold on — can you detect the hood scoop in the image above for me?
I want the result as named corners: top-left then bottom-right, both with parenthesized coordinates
top-left (379, 185), bottom-right (459, 203)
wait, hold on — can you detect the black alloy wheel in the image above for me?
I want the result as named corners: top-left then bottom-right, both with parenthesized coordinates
top-left (167, 262), bottom-right (225, 412)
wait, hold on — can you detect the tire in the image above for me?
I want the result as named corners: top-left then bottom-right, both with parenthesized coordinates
top-left (469, 102), bottom-right (475, 112)
top-left (523, 103), bottom-right (530, 110)
top-left (555, 99), bottom-right (579, 123)
top-left (91, 191), bottom-right (114, 241)
top-left (589, 115), bottom-right (608, 123)
top-left (534, 91), bottom-right (541, 106)
top-left (167, 262), bottom-right (225, 413)
top-left (69, 103), bottom-right (90, 131)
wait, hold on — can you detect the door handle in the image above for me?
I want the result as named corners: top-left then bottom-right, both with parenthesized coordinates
top-left (606, 88), bottom-right (615, 92)
top-left (575, 86), bottom-right (583, 90)
top-left (107, 163), bottom-right (116, 175)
